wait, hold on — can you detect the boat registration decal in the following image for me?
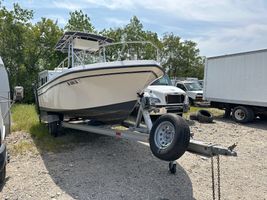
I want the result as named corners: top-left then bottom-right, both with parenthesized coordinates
top-left (67, 79), bottom-right (80, 86)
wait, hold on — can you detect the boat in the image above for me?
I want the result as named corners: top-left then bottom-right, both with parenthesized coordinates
top-left (37, 31), bottom-right (164, 123)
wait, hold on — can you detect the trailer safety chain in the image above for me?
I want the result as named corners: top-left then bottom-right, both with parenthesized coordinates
top-left (211, 155), bottom-right (221, 200)
top-left (217, 155), bottom-right (221, 200)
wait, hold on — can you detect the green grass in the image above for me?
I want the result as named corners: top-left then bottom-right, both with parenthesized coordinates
top-left (10, 104), bottom-right (82, 154)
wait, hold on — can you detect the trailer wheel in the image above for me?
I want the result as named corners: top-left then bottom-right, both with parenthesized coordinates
top-left (232, 106), bottom-right (254, 123)
top-left (149, 114), bottom-right (190, 161)
top-left (197, 110), bottom-right (213, 123)
top-left (258, 114), bottom-right (267, 120)
top-left (48, 121), bottom-right (59, 137)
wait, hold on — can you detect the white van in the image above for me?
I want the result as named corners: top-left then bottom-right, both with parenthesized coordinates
top-left (0, 57), bottom-right (10, 183)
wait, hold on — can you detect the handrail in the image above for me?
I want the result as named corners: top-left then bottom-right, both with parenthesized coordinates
top-left (99, 40), bottom-right (160, 62)
top-left (56, 57), bottom-right (69, 71)
top-left (55, 40), bottom-right (161, 69)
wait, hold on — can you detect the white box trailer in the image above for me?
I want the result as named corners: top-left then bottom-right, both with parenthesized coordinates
top-left (204, 49), bottom-right (267, 123)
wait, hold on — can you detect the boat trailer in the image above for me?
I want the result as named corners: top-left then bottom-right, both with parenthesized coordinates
top-left (43, 96), bottom-right (237, 174)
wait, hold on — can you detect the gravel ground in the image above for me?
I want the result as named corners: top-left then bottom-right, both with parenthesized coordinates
top-left (1, 117), bottom-right (266, 200)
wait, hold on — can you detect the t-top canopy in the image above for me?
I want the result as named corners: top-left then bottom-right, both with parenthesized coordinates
top-left (55, 31), bottom-right (113, 53)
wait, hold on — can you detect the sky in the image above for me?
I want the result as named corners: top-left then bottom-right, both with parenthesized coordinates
top-left (2, 0), bottom-right (267, 57)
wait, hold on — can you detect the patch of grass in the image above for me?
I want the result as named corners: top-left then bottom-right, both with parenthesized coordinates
top-left (11, 104), bottom-right (80, 153)
top-left (11, 104), bottom-right (42, 133)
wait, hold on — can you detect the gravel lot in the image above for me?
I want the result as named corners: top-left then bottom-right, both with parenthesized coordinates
top-left (1, 117), bottom-right (267, 200)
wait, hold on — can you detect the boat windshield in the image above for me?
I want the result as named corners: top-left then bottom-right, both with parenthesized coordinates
top-left (184, 82), bottom-right (202, 91)
top-left (151, 75), bottom-right (172, 86)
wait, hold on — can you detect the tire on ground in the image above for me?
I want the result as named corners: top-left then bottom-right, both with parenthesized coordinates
top-left (149, 114), bottom-right (190, 161)
top-left (232, 106), bottom-right (254, 123)
top-left (196, 110), bottom-right (213, 123)
top-left (189, 113), bottom-right (198, 120)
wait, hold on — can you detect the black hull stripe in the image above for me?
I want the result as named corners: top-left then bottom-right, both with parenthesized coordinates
top-left (40, 100), bottom-right (137, 122)
top-left (38, 70), bottom-right (158, 96)
top-left (38, 63), bottom-right (163, 90)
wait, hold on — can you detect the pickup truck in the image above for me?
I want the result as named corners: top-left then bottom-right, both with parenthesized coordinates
top-left (175, 80), bottom-right (209, 106)
top-left (144, 75), bottom-right (189, 116)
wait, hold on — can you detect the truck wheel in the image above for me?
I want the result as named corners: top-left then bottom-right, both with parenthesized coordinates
top-left (189, 98), bottom-right (195, 106)
top-left (197, 110), bottom-right (213, 123)
top-left (149, 114), bottom-right (190, 161)
top-left (232, 106), bottom-right (254, 123)
top-left (48, 121), bottom-right (59, 137)
top-left (0, 165), bottom-right (6, 184)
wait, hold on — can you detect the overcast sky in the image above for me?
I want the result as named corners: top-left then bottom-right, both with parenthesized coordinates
top-left (3, 0), bottom-right (267, 57)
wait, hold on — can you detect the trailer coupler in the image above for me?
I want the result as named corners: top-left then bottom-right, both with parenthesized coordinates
top-left (187, 139), bottom-right (237, 157)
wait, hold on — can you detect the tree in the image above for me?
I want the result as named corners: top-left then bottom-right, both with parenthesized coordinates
top-left (0, 3), bottom-right (64, 102)
top-left (162, 33), bottom-right (204, 79)
top-left (65, 10), bottom-right (95, 33)
top-left (100, 16), bottom-right (162, 61)
top-left (0, 3), bottom-right (33, 101)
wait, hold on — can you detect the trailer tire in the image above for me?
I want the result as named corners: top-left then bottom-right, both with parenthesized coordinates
top-left (259, 114), bottom-right (267, 120)
top-left (149, 114), bottom-right (190, 161)
top-left (197, 110), bottom-right (213, 123)
top-left (48, 121), bottom-right (59, 137)
top-left (189, 113), bottom-right (198, 120)
top-left (232, 106), bottom-right (254, 123)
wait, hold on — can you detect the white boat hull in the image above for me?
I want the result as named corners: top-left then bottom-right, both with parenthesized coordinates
top-left (37, 60), bottom-right (164, 122)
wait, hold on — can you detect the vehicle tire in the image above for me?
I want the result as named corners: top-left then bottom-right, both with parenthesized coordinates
top-left (232, 106), bottom-right (254, 123)
top-left (48, 121), bottom-right (59, 137)
top-left (189, 113), bottom-right (198, 120)
top-left (189, 98), bottom-right (195, 106)
top-left (0, 165), bottom-right (6, 184)
top-left (223, 107), bottom-right (231, 118)
top-left (149, 114), bottom-right (190, 161)
top-left (197, 110), bottom-right (213, 123)
top-left (258, 114), bottom-right (267, 120)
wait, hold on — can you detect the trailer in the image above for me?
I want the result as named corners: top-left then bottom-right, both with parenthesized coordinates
top-left (204, 49), bottom-right (267, 123)
top-left (35, 91), bottom-right (237, 173)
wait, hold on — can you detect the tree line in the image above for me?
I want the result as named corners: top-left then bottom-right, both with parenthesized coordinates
top-left (0, 3), bottom-right (204, 103)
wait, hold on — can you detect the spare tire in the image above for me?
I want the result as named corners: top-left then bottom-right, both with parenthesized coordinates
top-left (149, 114), bottom-right (190, 161)
top-left (189, 113), bottom-right (198, 120)
top-left (197, 110), bottom-right (213, 123)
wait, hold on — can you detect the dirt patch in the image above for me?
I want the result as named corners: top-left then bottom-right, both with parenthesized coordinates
top-left (1, 117), bottom-right (267, 200)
